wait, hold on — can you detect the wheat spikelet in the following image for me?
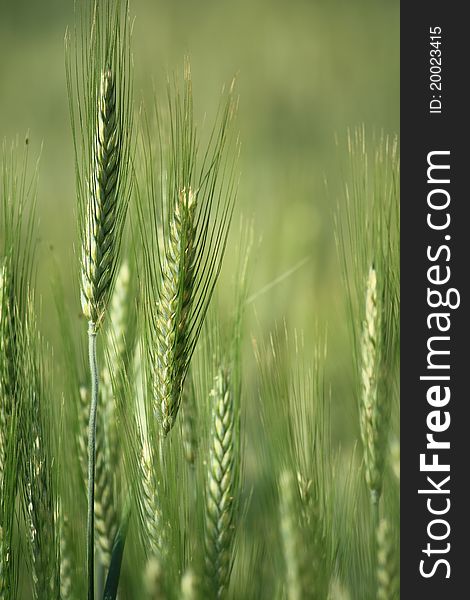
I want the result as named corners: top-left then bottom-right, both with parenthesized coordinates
top-left (81, 68), bottom-right (122, 328)
top-left (376, 519), bottom-right (399, 600)
top-left (279, 470), bottom-right (306, 600)
top-left (151, 188), bottom-right (197, 435)
top-left (204, 368), bottom-right (237, 599)
top-left (359, 266), bottom-right (386, 503)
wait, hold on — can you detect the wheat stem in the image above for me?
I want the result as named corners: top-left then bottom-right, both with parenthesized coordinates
top-left (87, 321), bottom-right (98, 600)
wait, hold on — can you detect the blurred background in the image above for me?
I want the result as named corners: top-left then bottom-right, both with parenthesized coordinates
top-left (0, 0), bottom-right (399, 442)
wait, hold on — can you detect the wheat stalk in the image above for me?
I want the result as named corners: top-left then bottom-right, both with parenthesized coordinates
top-left (67, 3), bottom-right (133, 595)
top-left (204, 368), bottom-right (237, 599)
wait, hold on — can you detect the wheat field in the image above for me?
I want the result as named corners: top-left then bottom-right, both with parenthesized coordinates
top-left (0, 1), bottom-right (399, 599)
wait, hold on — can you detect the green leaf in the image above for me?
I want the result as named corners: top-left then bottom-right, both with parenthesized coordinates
top-left (102, 506), bottom-right (130, 600)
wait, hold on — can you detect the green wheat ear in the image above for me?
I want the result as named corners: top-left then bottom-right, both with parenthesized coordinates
top-left (81, 68), bottom-right (121, 326)
top-left (360, 265), bottom-right (383, 502)
top-left (204, 367), bottom-right (238, 599)
top-left (336, 129), bottom-right (399, 507)
top-left (1, 138), bottom-right (37, 600)
top-left (152, 187), bottom-right (198, 434)
top-left (67, 1), bottom-right (133, 332)
top-left (376, 519), bottom-right (399, 600)
top-left (20, 298), bottom-right (60, 600)
top-left (66, 3), bottom-right (133, 598)
top-left (139, 67), bottom-right (237, 436)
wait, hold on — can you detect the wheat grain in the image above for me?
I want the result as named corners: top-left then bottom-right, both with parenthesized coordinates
top-left (204, 368), bottom-right (237, 599)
